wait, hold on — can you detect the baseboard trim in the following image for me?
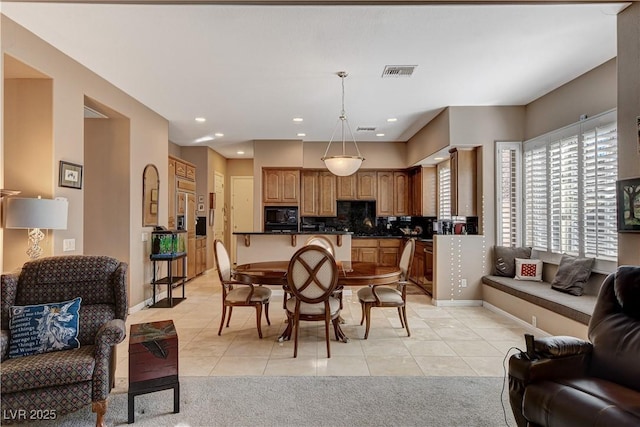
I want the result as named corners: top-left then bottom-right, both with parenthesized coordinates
top-left (482, 301), bottom-right (550, 337)
top-left (432, 299), bottom-right (482, 307)
top-left (128, 289), bottom-right (168, 315)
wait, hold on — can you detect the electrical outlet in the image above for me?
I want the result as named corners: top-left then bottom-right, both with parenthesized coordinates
top-left (63, 239), bottom-right (75, 252)
top-left (460, 278), bottom-right (467, 287)
top-left (532, 315), bottom-right (537, 328)
top-left (142, 232), bottom-right (149, 242)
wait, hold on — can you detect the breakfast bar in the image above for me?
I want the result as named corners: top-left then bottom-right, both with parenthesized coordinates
top-left (233, 231), bottom-right (352, 265)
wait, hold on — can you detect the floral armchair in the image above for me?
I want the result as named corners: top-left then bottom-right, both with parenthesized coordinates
top-left (1, 256), bottom-right (128, 427)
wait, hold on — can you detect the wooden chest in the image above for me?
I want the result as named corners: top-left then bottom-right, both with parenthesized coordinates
top-left (129, 320), bottom-right (178, 384)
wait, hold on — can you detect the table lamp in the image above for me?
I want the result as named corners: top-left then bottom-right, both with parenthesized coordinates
top-left (4, 197), bottom-right (68, 259)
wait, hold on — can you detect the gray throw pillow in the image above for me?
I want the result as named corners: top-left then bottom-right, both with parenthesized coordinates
top-left (494, 246), bottom-right (532, 277)
top-left (551, 254), bottom-right (594, 296)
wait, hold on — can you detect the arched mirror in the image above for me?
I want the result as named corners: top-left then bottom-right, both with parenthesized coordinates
top-left (143, 164), bottom-right (159, 227)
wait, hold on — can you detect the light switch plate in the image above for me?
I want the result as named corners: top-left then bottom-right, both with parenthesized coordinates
top-left (63, 239), bottom-right (76, 252)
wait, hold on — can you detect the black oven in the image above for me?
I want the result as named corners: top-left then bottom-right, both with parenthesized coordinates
top-left (264, 206), bottom-right (298, 232)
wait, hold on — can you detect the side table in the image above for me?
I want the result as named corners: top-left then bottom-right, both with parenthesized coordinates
top-left (150, 253), bottom-right (187, 308)
top-left (128, 320), bottom-right (179, 423)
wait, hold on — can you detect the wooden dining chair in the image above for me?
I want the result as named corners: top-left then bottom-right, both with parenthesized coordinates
top-left (286, 245), bottom-right (340, 358)
top-left (357, 238), bottom-right (415, 339)
top-left (214, 239), bottom-right (271, 338)
top-left (304, 236), bottom-right (344, 308)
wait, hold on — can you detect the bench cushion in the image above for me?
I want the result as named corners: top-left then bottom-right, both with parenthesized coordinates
top-left (482, 275), bottom-right (597, 325)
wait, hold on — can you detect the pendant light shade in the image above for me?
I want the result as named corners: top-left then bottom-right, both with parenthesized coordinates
top-left (321, 72), bottom-right (364, 177)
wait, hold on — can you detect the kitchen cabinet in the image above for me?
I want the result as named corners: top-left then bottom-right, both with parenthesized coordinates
top-left (409, 167), bottom-right (437, 217)
top-left (336, 171), bottom-right (377, 201)
top-left (377, 171), bottom-right (410, 217)
top-left (407, 239), bottom-right (433, 295)
top-left (300, 170), bottom-right (336, 217)
top-left (376, 171), bottom-right (394, 216)
top-left (449, 148), bottom-right (477, 217)
top-left (356, 171), bottom-right (377, 200)
top-left (378, 239), bottom-right (401, 266)
top-left (351, 238), bottom-right (402, 266)
top-left (263, 168), bottom-right (300, 205)
top-left (169, 155), bottom-right (197, 279)
top-left (186, 192), bottom-right (196, 279)
top-left (351, 238), bottom-right (378, 263)
top-left (196, 237), bottom-right (206, 276)
top-left (393, 171), bottom-right (410, 216)
top-left (168, 158), bottom-right (176, 229)
top-left (336, 175), bottom-right (356, 200)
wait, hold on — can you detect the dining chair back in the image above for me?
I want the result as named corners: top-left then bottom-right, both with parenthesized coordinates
top-left (304, 235), bottom-right (342, 307)
top-left (286, 245), bottom-right (340, 357)
top-left (214, 239), bottom-right (271, 338)
top-left (357, 238), bottom-right (415, 339)
top-left (305, 236), bottom-right (335, 255)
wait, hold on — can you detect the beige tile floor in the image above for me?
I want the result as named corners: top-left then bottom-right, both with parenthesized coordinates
top-left (115, 269), bottom-right (527, 385)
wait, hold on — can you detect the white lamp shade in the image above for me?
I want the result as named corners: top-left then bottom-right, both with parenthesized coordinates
top-left (5, 198), bottom-right (68, 230)
top-left (323, 156), bottom-right (364, 177)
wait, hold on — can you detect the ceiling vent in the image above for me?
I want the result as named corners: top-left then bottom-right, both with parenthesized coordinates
top-left (356, 126), bottom-right (377, 132)
top-left (381, 65), bottom-right (417, 78)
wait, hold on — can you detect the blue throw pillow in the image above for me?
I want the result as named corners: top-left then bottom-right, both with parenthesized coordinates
top-left (9, 297), bottom-right (82, 359)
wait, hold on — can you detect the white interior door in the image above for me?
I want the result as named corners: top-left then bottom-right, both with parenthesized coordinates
top-left (231, 176), bottom-right (254, 265)
top-left (214, 172), bottom-right (225, 245)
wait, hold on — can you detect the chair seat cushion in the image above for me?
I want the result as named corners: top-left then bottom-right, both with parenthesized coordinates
top-left (286, 297), bottom-right (340, 316)
top-left (358, 286), bottom-right (403, 305)
top-left (1, 345), bottom-right (95, 394)
top-left (226, 286), bottom-right (271, 304)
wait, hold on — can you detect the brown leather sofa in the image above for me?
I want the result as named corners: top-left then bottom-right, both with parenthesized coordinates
top-left (508, 265), bottom-right (640, 427)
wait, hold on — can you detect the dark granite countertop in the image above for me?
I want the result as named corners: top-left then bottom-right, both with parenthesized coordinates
top-left (232, 231), bottom-right (353, 235)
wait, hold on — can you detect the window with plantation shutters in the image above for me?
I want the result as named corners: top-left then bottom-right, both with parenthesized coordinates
top-left (438, 160), bottom-right (451, 220)
top-left (495, 142), bottom-right (521, 247)
top-left (520, 110), bottom-right (617, 265)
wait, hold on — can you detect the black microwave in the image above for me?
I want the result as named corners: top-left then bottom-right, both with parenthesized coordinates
top-left (264, 206), bottom-right (298, 231)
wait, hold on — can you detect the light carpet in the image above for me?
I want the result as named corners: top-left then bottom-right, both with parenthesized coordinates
top-left (29, 376), bottom-right (516, 427)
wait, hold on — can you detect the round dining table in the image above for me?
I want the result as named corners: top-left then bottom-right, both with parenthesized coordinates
top-left (234, 261), bottom-right (402, 342)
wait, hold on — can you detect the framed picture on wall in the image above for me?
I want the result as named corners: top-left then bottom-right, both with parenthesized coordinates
top-left (59, 161), bottom-right (83, 189)
top-left (617, 177), bottom-right (640, 232)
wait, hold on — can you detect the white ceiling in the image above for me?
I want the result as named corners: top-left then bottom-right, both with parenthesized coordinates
top-left (1, 2), bottom-right (627, 159)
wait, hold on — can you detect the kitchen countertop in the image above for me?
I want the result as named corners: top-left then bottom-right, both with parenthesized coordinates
top-left (232, 231), bottom-right (352, 235)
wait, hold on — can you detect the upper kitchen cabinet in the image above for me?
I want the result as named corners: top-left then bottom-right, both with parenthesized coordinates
top-left (449, 148), bottom-right (477, 216)
top-left (376, 171), bottom-right (409, 217)
top-left (300, 170), bottom-right (336, 217)
top-left (356, 171), bottom-right (377, 200)
top-left (336, 171), bottom-right (377, 201)
top-left (409, 167), bottom-right (437, 217)
top-left (263, 168), bottom-right (300, 205)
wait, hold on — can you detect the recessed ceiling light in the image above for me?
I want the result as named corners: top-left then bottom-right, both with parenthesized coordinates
top-left (376, 133), bottom-right (385, 137)
top-left (237, 151), bottom-right (245, 155)
top-left (214, 133), bottom-right (224, 137)
top-left (297, 133), bottom-right (306, 137)
top-left (194, 136), bottom-right (214, 143)
top-left (434, 157), bottom-right (445, 161)
top-left (195, 117), bottom-right (206, 122)
top-left (293, 117), bottom-right (303, 122)
top-left (387, 118), bottom-right (398, 122)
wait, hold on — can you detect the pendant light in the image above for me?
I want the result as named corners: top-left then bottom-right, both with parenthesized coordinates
top-left (321, 71), bottom-right (364, 176)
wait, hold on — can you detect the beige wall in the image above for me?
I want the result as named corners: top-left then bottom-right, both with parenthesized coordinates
top-left (617, 3), bottom-right (640, 266)
top-left (2, 77), bottom-right (53, 270)
top-left (302, 141), bottom-right (407, 169)
top-left (524, 59), bottom-right (617, 140)
top-left (1, 16), bottom-right (169, 309)
top-left (227, 158), bottom-right (253, 177)
top-left (406, 108), bottom-right (449, 165)
top-left (84, 117), bottom-right (130, 266)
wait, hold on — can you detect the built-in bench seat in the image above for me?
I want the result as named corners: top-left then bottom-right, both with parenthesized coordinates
top-left (481, 275), bottom-right (596, 325)
top-left (481, 263), bottom-right (608, 339)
